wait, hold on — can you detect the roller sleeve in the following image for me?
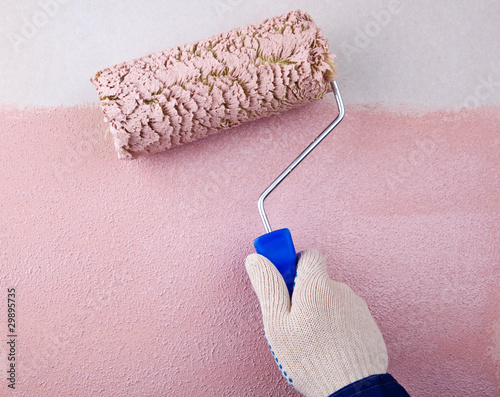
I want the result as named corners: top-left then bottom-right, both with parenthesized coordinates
top-left (91, 9), bottom-right (336, 159)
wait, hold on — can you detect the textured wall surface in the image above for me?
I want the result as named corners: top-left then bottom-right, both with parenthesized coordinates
top-left (0, 1), bottom-right (499, 396)
top-left (0, 100), bottom-right (498, 396)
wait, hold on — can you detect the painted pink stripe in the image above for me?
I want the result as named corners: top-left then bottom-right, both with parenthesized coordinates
top-left (0, 102), bottom-right (498, 396)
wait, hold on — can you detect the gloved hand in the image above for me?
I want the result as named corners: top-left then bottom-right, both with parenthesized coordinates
top-left (245, 249), bottom-right (388, 397)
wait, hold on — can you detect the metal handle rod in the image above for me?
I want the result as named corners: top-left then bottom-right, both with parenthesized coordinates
top-left (258, 81), bottom-right (345, 233)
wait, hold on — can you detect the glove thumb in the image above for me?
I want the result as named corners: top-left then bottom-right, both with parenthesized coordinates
top-left (245, 253), bottom-right (290, 322)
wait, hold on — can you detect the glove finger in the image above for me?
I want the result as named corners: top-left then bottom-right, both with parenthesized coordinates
top-left (292, 249), bottom-right (331, 303)
top-left (245, 253), bottom-right (290, 322)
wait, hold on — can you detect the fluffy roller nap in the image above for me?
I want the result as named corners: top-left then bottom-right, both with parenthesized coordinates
top-left (91, 10), bottom-right (336, 159)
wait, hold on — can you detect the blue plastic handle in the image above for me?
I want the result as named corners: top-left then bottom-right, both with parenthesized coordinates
top-left (254, 228), bottom-right (297, 297)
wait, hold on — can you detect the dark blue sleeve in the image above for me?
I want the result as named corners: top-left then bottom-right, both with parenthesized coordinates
top-left (328, 374), bottom-right (410, 397)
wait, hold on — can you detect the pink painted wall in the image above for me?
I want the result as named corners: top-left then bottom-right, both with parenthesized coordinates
top-left (0, 98), bottom-right (499, 396)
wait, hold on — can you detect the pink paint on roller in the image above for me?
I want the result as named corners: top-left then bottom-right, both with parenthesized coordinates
top-left (91, 10), bottom-right (335, 159)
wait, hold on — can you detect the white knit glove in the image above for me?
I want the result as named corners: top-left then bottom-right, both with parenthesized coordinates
top-left (246, 249), bottom-right (388, 397)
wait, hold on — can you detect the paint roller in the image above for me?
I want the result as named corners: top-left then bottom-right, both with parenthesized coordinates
top-left (91, 10), bottom-right (344, 296)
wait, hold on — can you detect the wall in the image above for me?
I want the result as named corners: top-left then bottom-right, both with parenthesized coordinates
top-left (0, 1), bottom-right (499, 396)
